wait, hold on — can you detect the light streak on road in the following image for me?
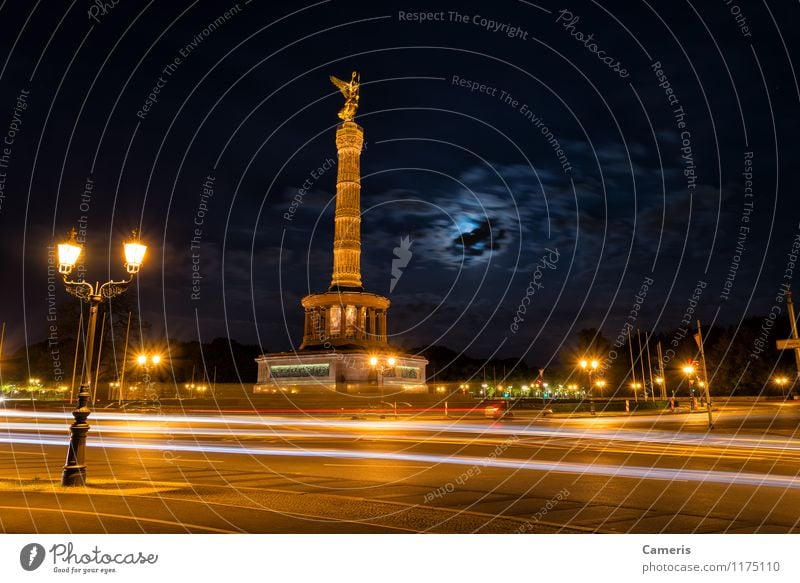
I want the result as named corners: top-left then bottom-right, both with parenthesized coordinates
top-left (2, 409), bottom-right (799, 453)
top-left (0, 422), bottom-right (344, 440)
top-left (1, 433), bottom-right (799, 491)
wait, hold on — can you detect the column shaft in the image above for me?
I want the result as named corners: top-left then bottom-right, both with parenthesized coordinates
top-left (378, 310), bottom-right (387, 341)
top-left (330, 122), bottom-right (364, 290)
top-left (356, 306), bottom-right (364, 339)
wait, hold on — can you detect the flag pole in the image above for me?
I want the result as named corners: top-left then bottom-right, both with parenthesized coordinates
top-left (637, 329), bottom-right (648, 401)
top-left (118, 311), bottom-right (132, 404)
top-left (628, 327), bottom-right (638, 402)
top-left (657, 341), bottom-right (667, 400)
top-left (696, 320), bottom-right (713, 430)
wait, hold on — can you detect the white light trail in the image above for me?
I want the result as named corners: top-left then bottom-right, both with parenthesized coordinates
top-left (1, 433), bottom-right (798, 491)
top-left (2, 410), bottom-right (799, 453)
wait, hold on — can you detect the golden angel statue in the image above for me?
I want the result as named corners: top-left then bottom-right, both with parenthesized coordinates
top-left (330, 71), bottom-right (360, 122)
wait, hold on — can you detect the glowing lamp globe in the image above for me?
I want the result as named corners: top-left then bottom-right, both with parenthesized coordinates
top-left (57, 231), bottom-right (82, 275)
top-left (124, 232), bottom-right (147, 274)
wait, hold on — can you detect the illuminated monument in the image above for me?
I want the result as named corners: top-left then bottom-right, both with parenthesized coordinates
top-left (255, 72), bottom-right (428, 394)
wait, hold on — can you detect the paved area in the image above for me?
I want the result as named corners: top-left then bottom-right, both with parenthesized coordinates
top-left (1, 401), bottom-right (799, 533)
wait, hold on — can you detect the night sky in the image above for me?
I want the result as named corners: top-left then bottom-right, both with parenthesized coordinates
top-left (1, 0), bottom-right (798, 371)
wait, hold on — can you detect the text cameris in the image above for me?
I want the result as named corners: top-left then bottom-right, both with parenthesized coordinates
top-left (642, 545), bottom-right (691, 555)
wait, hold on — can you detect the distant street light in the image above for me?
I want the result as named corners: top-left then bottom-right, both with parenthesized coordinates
top-left (594, 379), bottom-right (607, 397)
top-left (136, 353), bottom-right (162, 398)
top-left (682, 364), bottom-right (697, 397)
top-left (57, 228), bottom-right (146, 486)
top-left (108, 381), bottom-right (120, 401)
top-left (27, 378), bottom-right (42, 402)
top-left (369, 355), bottom-right (397, 393)
top-left (774, 376), bottom-right (790, 399)
top-left (579, 358), bottom-right (599, 395)
top-left (136, 353), bottom-right (161, 367)
top-left (579, 359), bottom-right (599, 416)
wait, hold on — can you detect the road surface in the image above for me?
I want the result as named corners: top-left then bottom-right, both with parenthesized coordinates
top-left (1, 400), bottom-right (799, 533)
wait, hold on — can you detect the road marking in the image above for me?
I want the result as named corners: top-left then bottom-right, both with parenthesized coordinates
top-left (324, 463), bottom-right (430, 469)
top-left (139, 457), bottom-right (223, 463)
top-left (0, 505), bottom-right (237, 533)
top-left (128, 494), bottom-right (419, 533)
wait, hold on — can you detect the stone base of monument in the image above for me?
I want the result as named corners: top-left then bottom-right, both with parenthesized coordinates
top-left (255, 349), bottom-right (428, 395)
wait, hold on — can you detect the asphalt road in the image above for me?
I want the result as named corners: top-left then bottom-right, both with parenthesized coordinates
top-left (1, 401), bottom-right (799, 533)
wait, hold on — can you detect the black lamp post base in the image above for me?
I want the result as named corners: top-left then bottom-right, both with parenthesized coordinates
top-left (61, 466), bottom-right (86, 487)
top-left (62, 407), bottom-right (90, 487)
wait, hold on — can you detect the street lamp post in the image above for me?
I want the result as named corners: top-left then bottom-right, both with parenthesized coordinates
top-left (630, 382), bottom-right (641, 402)
top-left (579, 359), bottom-right (599, 393)
top-left (774, 376), bottom-right (790, 399)
top-left (183, 382), bottom-right (205, 399)
top-left (580, 358), bottom-right (600, 416)
top-left (682, 364), bottom-right (696, 395)
top-left (369, 355), bottom-right (396, 384)
top-left (369, 355), bottom-right (396, 404)
top-left (28, 377), bottom-right (41, 402)
top-left (57, 229), bottom-right (146, 486)
top-left (594, 379), bottom-right (606, 398)
top-left (108, 381), bottom-right (120, 401)
top-left (137, 353), bottom-right (161, 399)
top-left (682, 363), bottom-right (703, 413)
